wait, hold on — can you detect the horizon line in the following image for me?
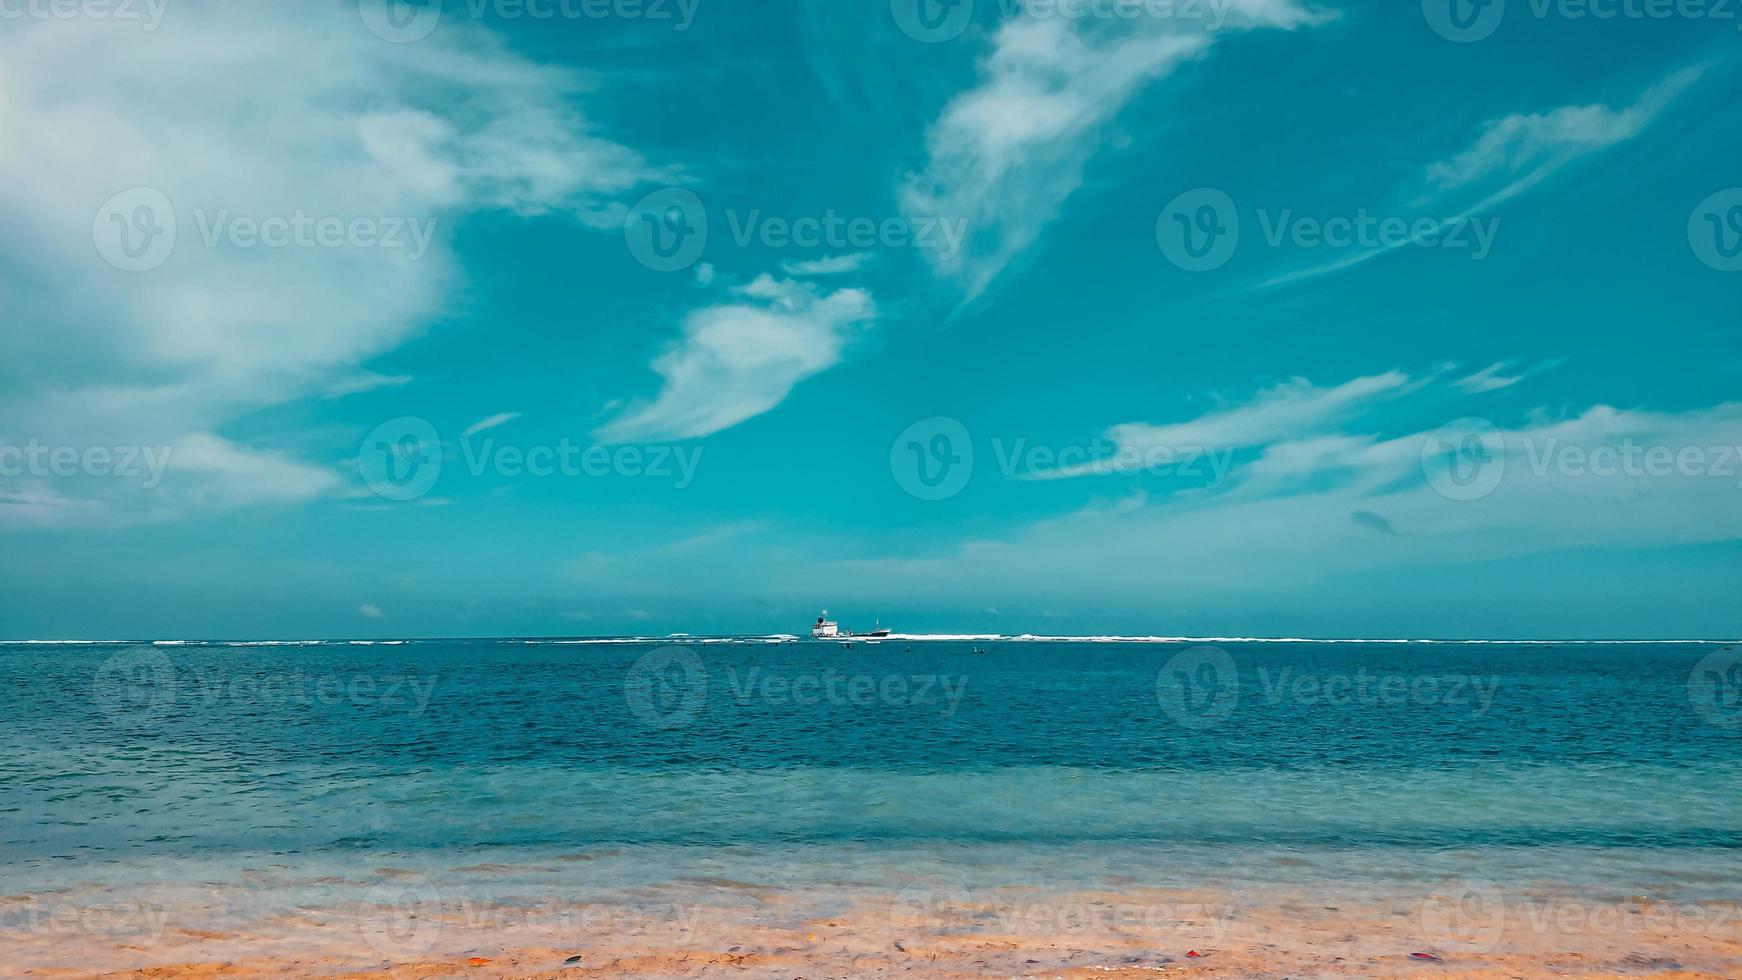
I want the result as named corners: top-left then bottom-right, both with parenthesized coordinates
top-left (2, 634), bottom-right (1736, 646)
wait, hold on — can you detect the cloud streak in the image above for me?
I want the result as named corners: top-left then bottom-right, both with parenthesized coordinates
top-left (594, 275), bottom-right (876, 442)
top-left (1263, 66), bottom-right (1703, 288)
top-left (901, 1), bottom-right (1329, 299)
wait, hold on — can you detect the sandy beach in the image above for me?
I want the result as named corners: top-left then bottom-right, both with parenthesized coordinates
top-left (7, 878), bottom-right (1739, 978)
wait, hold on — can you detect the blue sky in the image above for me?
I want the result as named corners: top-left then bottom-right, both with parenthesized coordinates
top-left (0, 0), bottom-right (1738, 639)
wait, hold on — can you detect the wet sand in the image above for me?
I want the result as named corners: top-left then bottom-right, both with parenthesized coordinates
top-left (6, 881), bottom-right (1739, 978)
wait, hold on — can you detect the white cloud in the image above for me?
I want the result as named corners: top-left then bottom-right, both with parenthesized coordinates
top-left (359, 603), bottom-right (385, 620)
top-left (962, 367), bottom-right (1742, 608)
top-left (1453, 361), bottom-right (1561, 394)
top-left (782, 253), bottom-right (870, 276)
top-left (0, 2), bottom-right (655, 526)
top-left (322, 372), bottom-right (415, 398)
top-left (820, 399), bottom-right (1742, 606)
top-left (1030, 371), bottom-right (1412, 479)
top-left (464, 412), bottom-right (523, 438)
top-left (1425, 68), bottom-right (1700, 195)
top-left (594, 276), bottom-right (875, 442)
top-left (1264, 67), bottom-right (1701, 288)
top-left (165, 432), bottom-right (342, 506)
top-left (900, 2), bottom-right (1328, 298)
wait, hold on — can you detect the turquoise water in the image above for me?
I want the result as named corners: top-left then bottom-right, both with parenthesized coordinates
top-left (3, 639), bottom-right (1740, 905)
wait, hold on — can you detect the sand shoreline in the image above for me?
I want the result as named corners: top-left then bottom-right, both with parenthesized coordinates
top-left (7, 882), bottom-right (1739, 978)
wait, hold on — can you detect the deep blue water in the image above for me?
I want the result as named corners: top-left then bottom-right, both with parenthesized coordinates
top-left (3, 639), bottom-right (1740, 898)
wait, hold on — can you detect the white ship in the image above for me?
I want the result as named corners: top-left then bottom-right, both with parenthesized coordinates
top-left (810, 611), bottom-right (891, 639)
top-left (811, 611), bottom-right (840, 638)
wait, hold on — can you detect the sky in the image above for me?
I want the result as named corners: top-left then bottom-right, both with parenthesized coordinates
top-left (0, 0), bottom-right (1738, 640)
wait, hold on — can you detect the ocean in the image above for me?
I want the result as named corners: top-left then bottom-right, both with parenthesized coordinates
top-left (3, 638), bottom-right (1740, 972)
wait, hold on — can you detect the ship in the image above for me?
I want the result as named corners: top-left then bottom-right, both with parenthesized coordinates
top-left (810, 611), bottom-right (891, 639)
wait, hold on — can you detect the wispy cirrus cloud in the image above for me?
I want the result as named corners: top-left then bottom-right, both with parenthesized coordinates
top-left (782, 253), bottom-right (871, 276)
top-left (1028, 371), bottom-right (1414, 480)
top-left (463, 412), bottom-right (523, 438)
top-left (594, 275), bottom-right (875, 442)
top-left (901, 1), bottom-right (1330, 299)
top-left (1454, 360), bottom-right (1562, 394)
top-left (1424, 67), bottom-right (1701, 200)
top-left (1267, 66), bottom-right (1703, 287)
